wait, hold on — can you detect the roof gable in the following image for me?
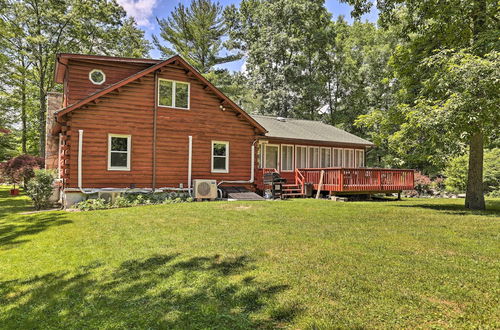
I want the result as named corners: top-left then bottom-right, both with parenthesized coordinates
top-left (55, 54), bottom-right (267, 133)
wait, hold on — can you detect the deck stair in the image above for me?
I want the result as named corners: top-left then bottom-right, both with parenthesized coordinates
top-left (281, 184), bottom-right (304, 198)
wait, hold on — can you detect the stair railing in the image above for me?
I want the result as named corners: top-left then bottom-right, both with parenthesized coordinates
top-left (295, 168), bottom-right (305, 194)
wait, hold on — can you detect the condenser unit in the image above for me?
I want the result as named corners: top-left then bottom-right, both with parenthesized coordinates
top-left (193, 179), bottom-right (217, 200)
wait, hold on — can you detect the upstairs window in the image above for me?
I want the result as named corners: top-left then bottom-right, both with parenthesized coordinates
top-left (108, 134), bottom-right (131, 171)
top-left (89, 69), bottom-right (105, 85)
top-left (212, 141), bottom-right (229, 173)
top-left (158, 79), bottom-right (190, 109)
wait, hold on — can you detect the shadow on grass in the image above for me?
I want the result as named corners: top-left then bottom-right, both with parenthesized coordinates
top-left (396, 200), bottom-right (500, 217)
top-left (0, 189), bottom-right (72, 250)
top-left (0, 254), bottom-right (299, 329)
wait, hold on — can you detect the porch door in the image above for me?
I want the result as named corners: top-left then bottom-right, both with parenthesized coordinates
top-left (265, 145), bottom-right (279, 170)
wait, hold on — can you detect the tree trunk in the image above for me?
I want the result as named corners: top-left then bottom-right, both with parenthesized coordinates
top-left (465, 131), bottom-right (485, 210)
top-left (21, 75), bottom-right (27, 154)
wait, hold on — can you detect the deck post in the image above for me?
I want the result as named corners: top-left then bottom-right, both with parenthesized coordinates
top-left (339, 169), bottom-right (344, 192)
top-left (316, 170), bottom-right (324, 199)
top-left (377, 171), bottom-right (382, 191)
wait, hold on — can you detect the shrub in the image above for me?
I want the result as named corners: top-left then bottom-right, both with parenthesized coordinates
top-left (75, 198), bottom-right (109, 211)
top-left (26, 169), bottom-right (56, 210)
top-left (112, 196), bottom-right (131, 208)
top-left (75, 191), bottom-right (195, 211)
top-left (414, 172), bottom-right (432, 195)
top-left (444, 148), bottom-right (500, 194)
top-left (0, 155), bottom-right (44, 189)
top-left (487, 189), bottom-right (500, 198)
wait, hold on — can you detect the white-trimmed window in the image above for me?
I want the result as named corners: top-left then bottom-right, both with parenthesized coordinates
top-left (343, 149), bottom-right (355, 168)
top-left (333, 148), bottom-right (343, 167)
top-left (211, 141), bottom-right (229, 173)
top-left (308, 146), bottom-right (319, 168)
top-left (281, 145), bottom-right (294, 171)
top-left (265, 144), bottom-right (279, 169)
top-left (158, 79), bottom-right (190, 109)
top-left (108, 134), bottom-right (131, 171)
top-left (295, 146), bottom-right (307, 168)
top-left (89, 69), bottom-right (105, 85)
top-left (355, 149), bottom-right (365, 167)
top-left (258, 143), bottom-right (264, 169)
top-left (320, 147), bottom-right (332, 168)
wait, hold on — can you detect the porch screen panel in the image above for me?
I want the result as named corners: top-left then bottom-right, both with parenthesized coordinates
top-left (343, 149), bottom-right (355, 167)
top-left (308, 147), bottom-right (319, 168)
top-left (296, 146), bottom-right (307, 168)
top-left (265, 145), bottom-right (279, 169)
top-left (320, 148), bottom-right (332, 167)
top-left (333, 148), bottom-right (343, 167)
top-left (355, 149), bottom-right (365, 167)
top-left (281, 145), bottom-right (294, 171)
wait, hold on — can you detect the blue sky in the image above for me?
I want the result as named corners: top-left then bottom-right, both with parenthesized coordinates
top-left (117, 0), bottom-right (378, 71)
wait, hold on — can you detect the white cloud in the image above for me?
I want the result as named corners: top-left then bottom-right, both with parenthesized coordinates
top-left (117, 0), bottom-right (158, 27)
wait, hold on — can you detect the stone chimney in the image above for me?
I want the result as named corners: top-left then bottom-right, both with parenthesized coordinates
top-left (45, 92), bottom-right (63, 170)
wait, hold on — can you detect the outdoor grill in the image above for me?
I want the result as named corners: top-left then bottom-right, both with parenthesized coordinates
top-left (263, 172), bottom-right (287, 199)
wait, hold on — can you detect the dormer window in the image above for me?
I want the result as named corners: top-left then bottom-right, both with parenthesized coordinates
top-left (89, 69), bottom-right (105, 85)
top-left (158, 79), bottom-right (190, 109)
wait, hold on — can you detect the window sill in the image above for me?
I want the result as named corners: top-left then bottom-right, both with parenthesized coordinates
top-left (211, 170), bottom-right (229, 174)
top-left (107, 167), bottom-right (131, 171)
top-left (158, 105), bottom-right (190, 110)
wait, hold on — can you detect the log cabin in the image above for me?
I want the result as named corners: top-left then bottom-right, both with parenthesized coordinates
top-left (45, 53), bottom-right (414, 207)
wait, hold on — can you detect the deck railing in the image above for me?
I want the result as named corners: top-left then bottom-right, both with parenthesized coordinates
top-left (299, 168), bottom-right (414, 192)
top-left (256, 167), bottom-right (414, 193)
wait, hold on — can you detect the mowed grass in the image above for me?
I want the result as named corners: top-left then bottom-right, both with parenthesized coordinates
top-left (0, 188), bottom-right (499, 329)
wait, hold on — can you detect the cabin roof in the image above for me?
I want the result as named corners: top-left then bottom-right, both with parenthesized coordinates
top-left (251, 115), bottom-right (374, 146)
top-left (53, 54), bottom-right (267, 133)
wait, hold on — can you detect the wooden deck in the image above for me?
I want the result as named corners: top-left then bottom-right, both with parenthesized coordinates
top-left (256, 167), bottom-right (415, 195)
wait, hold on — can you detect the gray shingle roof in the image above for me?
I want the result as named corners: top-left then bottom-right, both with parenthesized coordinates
top-left (251, 115), bottom-right (374, 146)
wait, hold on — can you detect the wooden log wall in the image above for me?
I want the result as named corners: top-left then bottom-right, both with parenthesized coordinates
top-left (63, 61), bottom-right (257, 189)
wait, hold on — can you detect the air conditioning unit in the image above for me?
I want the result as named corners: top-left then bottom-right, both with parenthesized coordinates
top-left (98, 191), bottom-right (121, 203)
top-left (193, 179), bottom-right (217, 200)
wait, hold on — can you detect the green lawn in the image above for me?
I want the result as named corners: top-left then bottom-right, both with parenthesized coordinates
top-left (0, 188), bottom-right (499, 329)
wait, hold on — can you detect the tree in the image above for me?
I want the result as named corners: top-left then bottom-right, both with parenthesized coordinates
top-left (153, 0), bottom-right (239, 73)
top-left (0, 0), bottom-right (151, 158)
top-left (225, 0), bottom-right (331, 118)
top-left (417, 51), bottom-right (499, 209)
top-left (344, 0), bottom-right (499, 209)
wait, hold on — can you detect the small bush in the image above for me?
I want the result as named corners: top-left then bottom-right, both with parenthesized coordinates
top-left (75, 198), bottom-right (109, 211)
top-left (26, 169), bottom-right (56, 210)
top-left (112, 196), bottom-right (131, 208)
top-left (414, 172), bottom-right (432, 195)
top-left (487, 189), bottom-right (500, 198)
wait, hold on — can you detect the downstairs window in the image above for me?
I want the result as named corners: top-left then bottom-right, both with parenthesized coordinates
top-left (108, 134), bottom-right (131, 171)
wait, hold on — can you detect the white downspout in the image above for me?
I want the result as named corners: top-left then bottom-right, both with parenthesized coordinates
top-left (188, 135), bottom-right (192, 193)
top-left (78, 129), bottom-right (83, 190)
top-left (217, 139), bottom-right (256, 186)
